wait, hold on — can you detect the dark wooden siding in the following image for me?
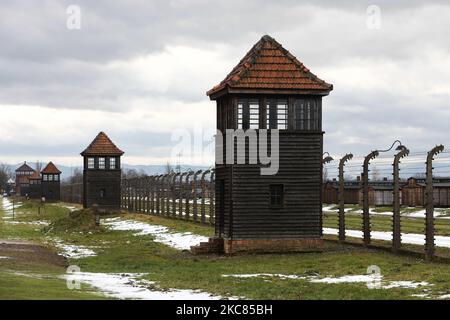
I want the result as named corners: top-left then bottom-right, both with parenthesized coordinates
top-left (83, 169), bottom-right (121, 209)
top-left (28, 182), bottom-right (42, 199)
top-left (229, 132), bottom-right (323, 239)
top-left (42, 181), bottom-right (61, 201)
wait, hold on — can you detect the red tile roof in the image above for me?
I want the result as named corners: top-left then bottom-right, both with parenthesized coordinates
top-left (41, 162), bottom-right (61, 174)
top-left (81, 131), bottom-right (124, 156)
top-left (207, 35), bottom-right (333, 96)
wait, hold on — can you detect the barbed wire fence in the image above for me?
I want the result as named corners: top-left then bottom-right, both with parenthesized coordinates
top-left (121, 169), bottom-right (216, 225)
top-left (323, 145), bottom-right (448, 261)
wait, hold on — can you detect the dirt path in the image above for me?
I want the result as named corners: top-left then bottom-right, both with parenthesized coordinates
top-left (0, 239), bottom-right (66, 267)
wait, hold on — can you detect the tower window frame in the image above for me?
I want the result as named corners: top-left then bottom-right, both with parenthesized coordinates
top-left (266, 99), bottom-right (288, 130)
top-left (237, 99), bottom-right (260, 129)
top-left (87, 157), bottom-right (95, 169)
top-left (98, 157), bottom-right (106, 170)
top-left (269, 184), bottom-right (284, 208)
top-left (109, 157), bottom-right (116, 170)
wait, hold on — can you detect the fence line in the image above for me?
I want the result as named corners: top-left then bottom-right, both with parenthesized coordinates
top-left (60, 182), bottom-right (82, 204)
top-left (121, 170), bottom-right (215, 225)
top-left (59, 144), bottom-right (449, 260)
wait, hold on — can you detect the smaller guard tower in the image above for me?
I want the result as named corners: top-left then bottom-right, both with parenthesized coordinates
top-left (41, 162), bottom-right (61, 201)
top-left (81, 132), bottom-right (124, 210)
top-left (15, 162), bottom-right (35, 196)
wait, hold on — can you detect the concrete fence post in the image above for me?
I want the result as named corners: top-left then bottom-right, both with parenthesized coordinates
top-left (425, 145), bottom-right (444, 260)
top-left (179, 172), bottom-right (188, 218)
top-left (172, 173), bottom-right (180, 217)
top-left (185, 171), bottom-right (194, 220)
top-left (200, 169), bottom-right (211, 224)
top-left (192, 170), bottom-right (202, 222)
top-left (362, 150), bottom-right (379, 246)
top-left (338, 153), bottom-right (353, 242)
top-left (392, 147), bottom-right (409, 251)
top-left (210, 169), bottom-right (215, 225)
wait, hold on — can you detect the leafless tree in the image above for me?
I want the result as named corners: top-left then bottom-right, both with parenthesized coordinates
top-left (371, 166), bottom-right (381, 180)
top-left (0, 163), bottom-right (12, 189)
top-left (165, 162), bottom-right (174, 175)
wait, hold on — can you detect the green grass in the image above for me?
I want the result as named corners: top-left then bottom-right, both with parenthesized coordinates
top-left (323, 211), bottom-right (450, 236)
top-left (2, 197), bottom-right (450, 299)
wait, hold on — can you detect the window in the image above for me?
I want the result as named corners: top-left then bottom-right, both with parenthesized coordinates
top-left (100, 189), bottom-right (106, 198)
top-left (237, 99), bottom-right (259, 129)
top-left (269, 184), bottom-right (284, 207)
top-left (48, 174), bottom-right (53, 181)
top-left (88, 157), bottom-right (95, 169)
top-left (249, 100), bottom-right (259, 129)
top-left (43, 175), bottom-right (48, 181)
top-left (294, 98), bottom-right (320, 131)
top-left (99, 157), bottom-right (106, 170)
top-left (267, 99), bottom-right (288, 129)
top-left (109, 157), bottom-right (116, 170)
top-left (54, 175), bottom-right (59, 182)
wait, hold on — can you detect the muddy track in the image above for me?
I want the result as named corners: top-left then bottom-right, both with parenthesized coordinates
top-left (0, 240), bottom-right (67, 267)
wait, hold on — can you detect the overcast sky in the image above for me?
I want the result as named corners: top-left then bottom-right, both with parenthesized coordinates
top-left (0, 0), bottom-right (449, 168)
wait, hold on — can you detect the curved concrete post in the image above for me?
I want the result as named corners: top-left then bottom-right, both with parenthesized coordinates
top-left (179, 172), bottom-right (188, 218)
top-left (362, 150), bottom-right (379, 246)
top-left (185, 171), bottom-right (194, 220)
top-left (210, 169), bottom-right (215, 224)
top-left (392, 147), bottom-right (409, 251)
top-left (171, 173), bottom-right (181, 217)
top-left (192, 170), bottom-right (203, 222)
top-left (338, 153), bottom-right (353, 242)
top-left (200, 169), bottom-right (211, 224)
top-left (425, 145), bottom-right (444, 260)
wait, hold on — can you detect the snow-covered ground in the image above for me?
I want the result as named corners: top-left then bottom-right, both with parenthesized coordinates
top-left (48, 238), bottom-right (97, 259)
top-left (62, 272), bottom-right (232, 300)
top-left (323, 204), bottom-right (450, 219)
top-left (1, 197), bottom-right (23, 219)
top-left (4, 220), bottom-right (49, 226)
top-left (323, 227), bottom-right (450, 248)
top-left (223, 273), bottom-right (431, 290)
top-left (102, 218), bottom-right (208, 250)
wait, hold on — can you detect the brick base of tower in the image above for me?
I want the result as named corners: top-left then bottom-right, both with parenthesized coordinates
top-left (191, 237), bottom-right (323, 255)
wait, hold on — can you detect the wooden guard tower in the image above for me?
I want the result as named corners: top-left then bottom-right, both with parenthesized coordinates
top-left (41, 162), bottom-right (61, 201)
top-left (207, 35), bottom-right (333, 253)
top-left (81, 132), bottom-right (124, 211)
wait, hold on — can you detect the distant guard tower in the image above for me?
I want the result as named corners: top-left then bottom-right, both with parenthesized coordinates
top-left (41, 162), bottom-right (61, 201)
top-left (81, 132), bottom-right (124, 210)
top-left (205, 35), bottom-right (333, 253)
top-left (15, 162), bottom-right (35, 196)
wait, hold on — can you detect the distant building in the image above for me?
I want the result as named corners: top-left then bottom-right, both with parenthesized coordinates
top-left (41, 162), bottom-right (61, 201)
top-left (81, 131), bottom-right (124, 210)
top-left (6, 178), bottom-right (15, 195)
top-left (15, 162), bottom-right (35, 196)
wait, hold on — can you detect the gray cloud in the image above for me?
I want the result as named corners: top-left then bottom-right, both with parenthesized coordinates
top-left (0, 1), bottom-right (449, 163)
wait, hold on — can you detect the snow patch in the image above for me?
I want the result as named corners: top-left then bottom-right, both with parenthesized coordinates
top-left (323, 227), bottom-right (450, 248)
top-left (63, 272), bottom-right (232, 300)
top-left (223, 273), bottom-right (431, 290)
top-left (49, 238), bottom-right (97, 259)
top-left (102, 218), bottom-right (208, 250)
